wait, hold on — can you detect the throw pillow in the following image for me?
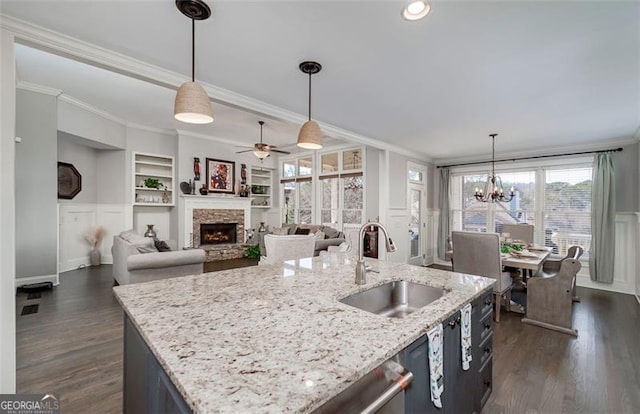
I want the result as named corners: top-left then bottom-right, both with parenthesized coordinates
top-left (272, 227), bottom-right (289, 235)
top-left (322, 226), bottom-right (340, 239)
top-left (294, 228), bottom-right (311, 235)
top-left (154, 239), bottom-right (172, 252)
top-left (314, 230), bottom-right (326, 240)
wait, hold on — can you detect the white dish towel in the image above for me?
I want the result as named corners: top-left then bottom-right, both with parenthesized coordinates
top-left (461, 303), bottom-right (473, 371)
top-left (427, 324), bottom-right (444, 408)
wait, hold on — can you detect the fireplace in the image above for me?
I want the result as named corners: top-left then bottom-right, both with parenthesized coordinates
top-left (200, 223), bottom-right (238, 245)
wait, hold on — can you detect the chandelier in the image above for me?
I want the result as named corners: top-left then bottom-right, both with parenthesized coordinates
top-left (474, 133), bottom-right (514, 203)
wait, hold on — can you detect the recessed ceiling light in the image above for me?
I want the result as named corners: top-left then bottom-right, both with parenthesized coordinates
top-left (402, 1), bottom-right (431, 21)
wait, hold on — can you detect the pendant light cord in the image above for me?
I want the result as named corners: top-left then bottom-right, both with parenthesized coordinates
top-left (191, 16), bottom-right (195, 82)
top-left (308, 72), bottom-right (312, 121)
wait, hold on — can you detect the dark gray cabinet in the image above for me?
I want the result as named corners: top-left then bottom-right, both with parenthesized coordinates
top-left (124, 316), bottom-right (192, 414)
top-left (402, 291), bottom-right (493, 414)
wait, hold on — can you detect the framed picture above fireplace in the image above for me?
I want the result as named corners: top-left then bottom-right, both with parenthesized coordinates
top-left (206, 158), bottom-right (235, 194)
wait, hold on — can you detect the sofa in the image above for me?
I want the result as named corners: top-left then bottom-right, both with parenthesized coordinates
top-left (112, 231), bottom-right (205, 285)
top-left (258, 224), bottom-right (345, 257)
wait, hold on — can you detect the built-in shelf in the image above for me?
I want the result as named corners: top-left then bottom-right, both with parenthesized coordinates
top-left (250, 167), bottom-right (273, 208)
top-left (133, 152), bottom-right (175, 207)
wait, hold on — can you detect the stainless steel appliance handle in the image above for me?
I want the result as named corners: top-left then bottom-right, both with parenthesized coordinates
top-left (359, 371), bottom-right (414, 414)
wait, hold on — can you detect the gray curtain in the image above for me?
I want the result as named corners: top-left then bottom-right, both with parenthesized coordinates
top-left (589, 153), bottom-right (616, 283)
top-left (437, 167), bottom-right (450, 260)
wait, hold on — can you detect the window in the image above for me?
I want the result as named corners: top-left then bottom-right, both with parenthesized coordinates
top-left (544, 167), bottom-right (592, 256)
top-left (280, 158), bottom-right (314, 224)
top-left (281, 147), bottom-right (365, 228)
top-left (449, 162), bottom-right (592, 259)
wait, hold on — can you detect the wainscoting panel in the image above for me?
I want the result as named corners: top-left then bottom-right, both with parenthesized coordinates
top-left (576, 213), bottom-right (637, 295)
top-left (59, 203), bottom-right (127, 273)
top-left (384, 208), bottom-right (409, 263)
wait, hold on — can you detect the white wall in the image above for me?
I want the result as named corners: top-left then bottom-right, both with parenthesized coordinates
top-left (57, 99), bottom-right (126, 149)
top-left (0, 28), bottom-right (17, 394)
top-left (15, 89), bottom-right (58, 284)
top-left (613, 142), bottom-right (639, 212)
top-left (380, 151), bottom-right (431, 263)
top-left (365, 146), bottom-right (380, 222)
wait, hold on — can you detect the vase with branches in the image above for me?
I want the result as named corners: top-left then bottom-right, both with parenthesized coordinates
top-left (84, 226), bottom-right (106, 266)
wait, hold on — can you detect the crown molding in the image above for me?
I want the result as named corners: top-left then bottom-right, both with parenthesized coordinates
top-left (58, 94), bottom-right (128, 126)
top-left (126, 123), bottom-right (177, 137)
top-left (16, 81), bottom-right (61, 96)
top-left (434, 136), bottom-right (639, 166)
top-left (1, 13), bottom-right (427, 161)
top-left (175, 129), bottom-right (242, 147)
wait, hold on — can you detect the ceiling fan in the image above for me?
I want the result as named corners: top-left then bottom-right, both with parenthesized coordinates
top-left (236, 121), bottom-right (291, 160)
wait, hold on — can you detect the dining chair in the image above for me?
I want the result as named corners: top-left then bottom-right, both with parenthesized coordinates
top-left (522, 257), bottom-right (581, 337)
top-left (540, 245), bottom-right (584, 301)
top-left (501, 224), bottom-right (534, 244)
top-left (451, 231), bottom-right (513, 322)
top-left (260, 234), bottom-right (316, 265)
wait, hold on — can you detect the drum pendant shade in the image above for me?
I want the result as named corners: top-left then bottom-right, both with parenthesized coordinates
top-left (174, 81), bottom-right (214, 124)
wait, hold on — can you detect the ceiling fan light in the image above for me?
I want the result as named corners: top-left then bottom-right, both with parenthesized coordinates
top-left (174, 81), bottom-right (214, 124)
top-left (297, 120), bottom-right (323, 150)
top-left (253, 150), bottom-right (271, 160)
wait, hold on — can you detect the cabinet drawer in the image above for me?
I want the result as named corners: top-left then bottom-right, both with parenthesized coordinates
top-left (477, 310), bottom-right (493, 344)
top-left (476, 292), bottom-right (493, 319)
top-left (478, 332), bottom-right (493, 367)
top-left (479, 356), bottom-right (493, 409)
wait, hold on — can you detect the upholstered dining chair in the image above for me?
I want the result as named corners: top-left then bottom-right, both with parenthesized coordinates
top-left (540, 245), bottom-right (584, 301)
top-left (260, 234), bottom-right (316, 265)
top-left (522, 257), bottom-right (581, 336)
top-left (501, 224), bottom-right (534, 244)
top-left (451, 231), bottom-right (513, 322)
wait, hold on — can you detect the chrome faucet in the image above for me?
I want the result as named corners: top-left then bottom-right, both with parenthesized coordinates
top-left (355, 222), bottom-right (397, 285)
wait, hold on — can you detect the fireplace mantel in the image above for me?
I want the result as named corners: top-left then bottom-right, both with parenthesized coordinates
top-left (179, 195), bottom-right (253, 249)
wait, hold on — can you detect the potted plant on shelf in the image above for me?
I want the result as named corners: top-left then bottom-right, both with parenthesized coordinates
top-left (144, 178), bottom-right (164, 189)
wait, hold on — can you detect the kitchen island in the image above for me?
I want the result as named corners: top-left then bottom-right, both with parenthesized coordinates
top-left (113, 254), bottom-right (495, 413)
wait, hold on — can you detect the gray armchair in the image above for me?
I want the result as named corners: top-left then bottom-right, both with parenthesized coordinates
top-left (451, 231), bottom-right (513, 322)
top-left (522, 258), bottom-right (581, 336)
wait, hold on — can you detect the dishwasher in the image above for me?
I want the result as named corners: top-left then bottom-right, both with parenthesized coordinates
top-left (314, 356), bottom-right (413, 414)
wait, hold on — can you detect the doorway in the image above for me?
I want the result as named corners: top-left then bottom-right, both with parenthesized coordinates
top-left (408, 164), bottom-right (427, 266)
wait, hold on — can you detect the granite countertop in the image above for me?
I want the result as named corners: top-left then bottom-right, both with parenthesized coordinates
top-left (113, 254), bottom-right (495, 414)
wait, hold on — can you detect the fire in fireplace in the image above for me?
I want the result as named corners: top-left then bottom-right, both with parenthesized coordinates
top-left (200, 223), bottom-right (238, 245)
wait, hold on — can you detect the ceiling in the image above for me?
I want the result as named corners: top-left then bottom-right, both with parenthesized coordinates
top-left (14, 44), bottom-right (309, 151)
top-left (2, 1), bottom-right (639, 162)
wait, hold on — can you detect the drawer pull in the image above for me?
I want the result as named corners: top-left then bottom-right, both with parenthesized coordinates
top-left (484, 347), bottom-right (491, 355)
top-left (484, 380), bottom-right (491, 387)
top-left (484, 298), bottom-right (492, 306)
top-left (484, 323), bottom-right (491, 330)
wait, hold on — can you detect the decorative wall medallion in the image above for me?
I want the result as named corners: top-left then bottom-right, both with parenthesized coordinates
top-left (57, 162), bottom-right (82, 199)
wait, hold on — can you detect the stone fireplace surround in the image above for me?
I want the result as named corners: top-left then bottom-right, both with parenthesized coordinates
top-left (180, 195), bottom-right (253, 262)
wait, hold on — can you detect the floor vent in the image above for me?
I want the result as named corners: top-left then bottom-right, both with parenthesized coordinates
top-left (21, 304), bottom-right (39, 316)
top-left (27, 292), bottom-right (42, 300)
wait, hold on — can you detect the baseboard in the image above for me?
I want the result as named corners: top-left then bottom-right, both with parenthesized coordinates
top-left (101, 254), bottom-right (113, 265)
top-left (636, 294), bottom-right (640, 305)
top-left (576, 275), bottom-right (635, 295)
top-left (15, 274), bottom-right (59, 289)
top-left (59, 257), bottom-right (90, 273)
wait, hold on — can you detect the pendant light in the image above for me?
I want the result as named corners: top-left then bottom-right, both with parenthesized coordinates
top-left (297, 61), bottom-right (323, 149)
top-left (174, 0), bottom-right (214, 124)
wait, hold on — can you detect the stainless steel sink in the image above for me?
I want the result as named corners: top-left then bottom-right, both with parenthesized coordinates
top-left (339, 281), bottom-right (447, 318)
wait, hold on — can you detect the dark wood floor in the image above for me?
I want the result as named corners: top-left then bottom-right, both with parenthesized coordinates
top-left (16, 265), bottom-right (123, 414)
top-left (16, 265), bottom-right (640, 414)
